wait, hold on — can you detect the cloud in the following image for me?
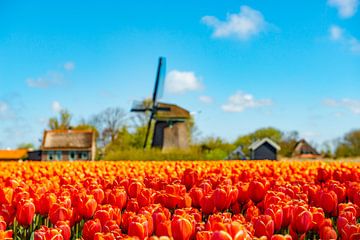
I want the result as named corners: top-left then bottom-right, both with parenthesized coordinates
top-left (0, 101), bottom-right (8, 113)
top-left (202, 6), bottom-right (269, 40)
top-left (324, 98), bottom-right (360, 114)
top-left (329, 25), bottom-right (343, 40)
top-left (64, 61), bottom-right (75, 71)
top-left (26, 72), bottom-right (64, 88)
top-left (199, 95), bottom-right (213, 104)
top-left (329, 25), bottom-right (360, 53)
top-left (328, 0), bottom-right (358, 18)
top-left (165, 70), bottom-right (202, 94)
top-left (221, 91), bottom-right (272, 112)
top-left (52, 101), bottom-right (62, 113)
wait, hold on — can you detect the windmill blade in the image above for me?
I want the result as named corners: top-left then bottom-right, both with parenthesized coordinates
top-left (152, 57), bottom-right (166, 105)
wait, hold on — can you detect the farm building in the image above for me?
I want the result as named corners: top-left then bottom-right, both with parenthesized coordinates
top-left (292, 139), bottom-right (321, 159)
top-left (249, 138), bottom-right (281, 160)
top-left (152, 103), bottom-right (190, 150)
top-left (226, 146), bottom-right (247, 160)
top-left (41, 129), bottom-right (96, 161)
top-left (0, 149), bottom-right (28, 161)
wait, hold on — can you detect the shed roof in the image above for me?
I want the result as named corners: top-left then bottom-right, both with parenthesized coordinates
top-left (248, 138), bottom-right (281, 151)
top-left (0, 149), bottom-right (28, 160)
top-left (41, 130), bottom-right (95, 150)
top-left (155, 102), bottom-right (190, 120)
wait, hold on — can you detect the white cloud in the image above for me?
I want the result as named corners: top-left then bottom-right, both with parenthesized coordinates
top-left (202, 6), bottom-right (269, 40)
top-left (64, 61), bottom-right (75, 71)
top-left (324, 98), bottom-right (360, 114)
top-left (199, 95), bottom-right (213, 104)
top-left (26, 72), bottom-right (64, 88)
top-left (329, 25), bottom-right (343, 40)
top-left (52, 101), bottom-right (62, 113)
top-left (0, 101), bottom-right (8, 113)
top-left (328, 0), bottom-right (358, 18)
top-left (221, 91), bottom-right (272, 112)
top-left (329, 25), bottom-right (360, 53)
top-left (165, 70), bottom-right (202, 94)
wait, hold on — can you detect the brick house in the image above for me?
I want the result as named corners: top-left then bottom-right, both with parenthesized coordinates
top-left (41, 130), bottom-right (96, 161)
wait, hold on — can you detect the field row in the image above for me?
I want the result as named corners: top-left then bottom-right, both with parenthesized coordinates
top-left (0, 161), bottom-right (359, 240)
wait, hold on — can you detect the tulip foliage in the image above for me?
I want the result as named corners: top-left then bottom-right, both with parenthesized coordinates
top-left (0, 160), bottom-right (359, 240)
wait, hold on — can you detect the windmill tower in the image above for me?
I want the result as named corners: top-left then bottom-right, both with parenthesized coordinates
top-left (131, 57), bottom-right (190, 150)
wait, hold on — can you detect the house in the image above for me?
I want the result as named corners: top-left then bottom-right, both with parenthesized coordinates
top-left (41, 130), bottom-right (96, 161)
top-left (0, 149), bottom-right (28, 161)
top-left (249, 138), bottom-right (281, 160)
top-left (292, 139), bottom-right (321, 159)
top-left (226, 146), bottom-right (247, 160)
top-left (152, 103), bottom-right (190, 150)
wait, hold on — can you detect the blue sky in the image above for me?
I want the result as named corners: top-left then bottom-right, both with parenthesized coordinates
top-left (0, 0), bottom-right (359, 149)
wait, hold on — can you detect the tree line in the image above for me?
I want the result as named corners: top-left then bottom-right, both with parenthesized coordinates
top-left (18, 105), bottom-right (360, 160)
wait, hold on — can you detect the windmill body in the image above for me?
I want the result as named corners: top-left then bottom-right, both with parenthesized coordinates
top-left (152, 102), bottom-right (190, 150)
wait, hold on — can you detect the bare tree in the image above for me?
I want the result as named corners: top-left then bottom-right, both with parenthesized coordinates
top-left (91, 107), bottom-right (127, 147)
top-left (48, 109), bottom-right (72, 130)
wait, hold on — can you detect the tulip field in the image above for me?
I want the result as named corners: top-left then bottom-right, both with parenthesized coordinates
top-left (0, 161), bottom-right (360, 240)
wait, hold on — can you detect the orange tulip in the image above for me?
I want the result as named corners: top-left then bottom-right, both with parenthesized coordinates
top-left (171, 215), bottom-right (194, 240)
top-left (0, 230), bottom-right (12, 240)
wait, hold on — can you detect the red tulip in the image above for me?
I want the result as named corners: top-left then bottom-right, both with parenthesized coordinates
top-left (128, 215), bottom-right (149, 240)
top-left (248, 181), bottom-right (266, 203)
top-left (128, 181), bottom-right (143, 198)
top-left (0, 216), bottom-right (6, 231)
top-left (37, 193), bottom-right (57, 216)
top-left (92, 188), bottom-right (105, 204)
top-left (108, 188), bottom-right (127, 210)
top-left (49, 204), bottom-right (72, 225)
top-left (55, 221), bottom-right (71, 240)
top-left (291, 207), bottom-right (313, 234)
top-left (16, 199), bottom-right (35, 227)
top-left (82, 218), bottom-right (102, 240)
top-left (254, 215), bottom-right (274, 239)
top-left (211, 231), bottom-right (232, 240)
top-left (319, 190), bottom-right (338, 215)
top-left (81, 196), bottom-right (97, 219)
top-left (34, 226), bottom-right (63, 240)
top-left (319, 226), bottom-right (337, 240)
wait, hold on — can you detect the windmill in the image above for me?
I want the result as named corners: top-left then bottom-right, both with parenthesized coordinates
top-left (131, 57), bottom-right (190, 150)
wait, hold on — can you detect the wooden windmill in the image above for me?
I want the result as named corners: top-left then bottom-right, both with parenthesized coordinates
top-left (131, 57), bottom-right (190, 150)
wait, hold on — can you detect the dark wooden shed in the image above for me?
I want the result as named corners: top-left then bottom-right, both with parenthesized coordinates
top-left (249, 138), bottom-right (281, 160)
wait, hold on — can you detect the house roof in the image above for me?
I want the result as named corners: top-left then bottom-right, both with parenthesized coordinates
top-left (155, 102), bottom-right (190, 120)
top-left (292, 139), bottom-right (319, 156)
top-left (41, 130), bottom-right (95, 150)
top-left (0, 149), bottom-right (28, 160)
top-left (248, 137), bottom-right (281, 151)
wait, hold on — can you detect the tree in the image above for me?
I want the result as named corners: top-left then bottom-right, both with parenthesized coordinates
top-left (335, 129), bottom-right (360, 158)
top-left (17, 143), bottom-right (35, 150)
top-left (279, 131), bottom-right (299, 157)
top-left (234, 127), bottom-right (283, 156)
top-left (91, 107), bottom-right (127, 147)
top-left (48, 109), bottom-right (72, 130)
